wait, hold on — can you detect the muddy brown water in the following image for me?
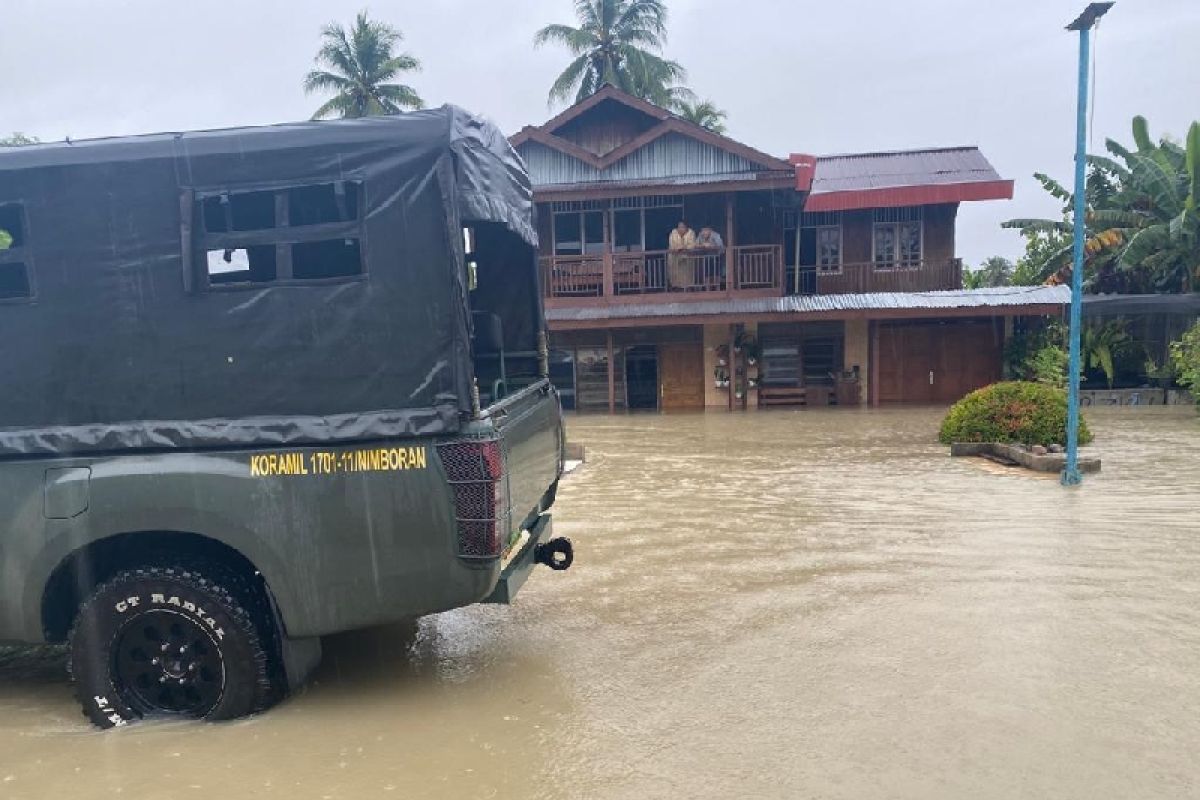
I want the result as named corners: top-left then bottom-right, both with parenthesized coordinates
top-left (2, 407), bottom-right (1199, 799)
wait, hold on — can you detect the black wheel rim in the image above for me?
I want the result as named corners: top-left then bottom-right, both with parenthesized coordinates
top-left (113, 610), bottom-right (225, 718)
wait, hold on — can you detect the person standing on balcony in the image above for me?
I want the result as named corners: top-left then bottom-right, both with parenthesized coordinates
top-left (696, 225), bottom-right (724, 250)
top-left (668, 220), bottom-right (696, 290)
top-left (695, 225), bottom-right (726, 288)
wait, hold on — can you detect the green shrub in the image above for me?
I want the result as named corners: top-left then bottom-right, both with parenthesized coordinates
top-left (1171, 320), bottom-right (1200, 409)
top-left (938, 381), bottom-right (1093, 446)
top-left (1028, 344), bottom-right (1069, 388)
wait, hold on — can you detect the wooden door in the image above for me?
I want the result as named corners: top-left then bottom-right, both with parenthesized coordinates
top-left (659, 342), bottom-right (705, 411)
top-left (877, 324), bottom-right (935, 403)
top-left (932, 321), bottom-right (1002, 402)
top-left (877, 321), bottom-right (1003, 403)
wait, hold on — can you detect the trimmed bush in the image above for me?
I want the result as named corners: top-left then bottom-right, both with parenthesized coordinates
top-left (938, 381), bottom-right (1093, 446)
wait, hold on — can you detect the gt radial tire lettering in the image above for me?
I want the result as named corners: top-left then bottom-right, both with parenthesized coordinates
top-left (68, 566), bottom-right (277, 729)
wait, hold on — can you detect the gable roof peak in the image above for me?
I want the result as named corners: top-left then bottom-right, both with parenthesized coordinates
top-left (511, 86), bottom-right (792, 173)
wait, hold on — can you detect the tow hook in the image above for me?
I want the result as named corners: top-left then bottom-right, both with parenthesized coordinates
top-left (535, 537), bottom-right (574, 571)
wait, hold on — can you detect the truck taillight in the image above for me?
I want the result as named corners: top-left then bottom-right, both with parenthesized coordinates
top-left (437, 439), bottom-right (509, 559)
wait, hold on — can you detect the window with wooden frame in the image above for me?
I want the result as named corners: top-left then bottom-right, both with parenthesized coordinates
top-left (797, 211), bottom-right (843, 274)
top-left (0, 203), bottom-right (34, 301)
top-left (195, 180), bottom-right (365, 288)
top-left (872, 207), bottom-right (923, 271)
top-left (815, 226), bottom-right (842, 273)
top-left (609, 195), bottom-right (685, 253)
top-left (550, 199), bottom-right (606, 257)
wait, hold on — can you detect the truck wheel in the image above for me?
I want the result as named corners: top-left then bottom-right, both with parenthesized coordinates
top-left (68, 566), bottom-right (277, 729)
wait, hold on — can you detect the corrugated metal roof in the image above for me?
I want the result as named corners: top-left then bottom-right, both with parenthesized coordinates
top-left (519, 133), bottom-right (774, 188)
top-left (530, 171), bottom-right (788, 194)
top-left (545, 285), bottom-right (1071, 323)
top-left (811, 147), bottom-right (1003, 194)
top-left (1084, 293), bottom-right (1200, 317)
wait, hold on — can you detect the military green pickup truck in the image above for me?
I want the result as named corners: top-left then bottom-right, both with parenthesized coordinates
top-left (0, 108), bottom-right (570, 728)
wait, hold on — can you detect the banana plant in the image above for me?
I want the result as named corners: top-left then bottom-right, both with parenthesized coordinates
top-left (1114, 118), bottom-right (1200, 291)
top-left (1003, 116), bottom-right (1200, 293)
top-left (1082, 320), bottom-right (1131, 389)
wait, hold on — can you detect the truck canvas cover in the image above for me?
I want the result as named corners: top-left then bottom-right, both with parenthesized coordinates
top-left (0, 106), bottom-right (537, 456)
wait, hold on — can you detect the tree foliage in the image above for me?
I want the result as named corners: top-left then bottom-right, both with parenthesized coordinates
top-left (535, 0), bottom-right (693, 109)
top-left (0, 133), bottom-right (38, 147)
top-left (675, 99), bottom-right (727, 134)
top-left (963, 256), bottom-right (1014, 289)
top-left (1003, 116), bottom-right (1200, 293)
top-left (305, 12), bottom-right (424, 120)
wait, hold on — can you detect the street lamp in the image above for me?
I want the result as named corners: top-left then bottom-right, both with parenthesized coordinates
top-left (1062, 2), bottom-right (1114, 487)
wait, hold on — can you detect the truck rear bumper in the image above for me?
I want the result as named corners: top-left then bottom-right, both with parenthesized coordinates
top-left (482, 512), bottom-right (554, 604)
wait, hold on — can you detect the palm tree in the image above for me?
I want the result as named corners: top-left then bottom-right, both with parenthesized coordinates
top-left (534, 0), bottom-right (693, 108)
top-left (304, 12), bottom-right (424, 120)
top-left (675, 100), bottom-right (727, 134)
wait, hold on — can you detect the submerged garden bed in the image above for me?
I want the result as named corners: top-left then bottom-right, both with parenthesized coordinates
top-left (949, 441), bottom-right (1101, 474)
top-left (940, 381), bottom-right (1101, 474)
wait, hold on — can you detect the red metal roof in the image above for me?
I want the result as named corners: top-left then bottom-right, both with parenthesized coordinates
top-left (801, 146), bottom-right (1013, 211)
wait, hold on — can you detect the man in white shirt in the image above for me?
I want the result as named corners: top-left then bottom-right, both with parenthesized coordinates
top-left (696, 225), bottom-right (724, 250)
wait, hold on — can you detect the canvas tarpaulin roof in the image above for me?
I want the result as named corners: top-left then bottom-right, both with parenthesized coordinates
top-left (0, 106), bottom-right (537, 456)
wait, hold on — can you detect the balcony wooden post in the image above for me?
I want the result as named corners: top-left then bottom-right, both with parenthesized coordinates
top-left (727, 324), bottom-right (736, 412)
top-left (602, 250), bottom-right (614, 301)
top-left (607, 330), bottom-right (615, 414)
top-left (725, 193), bottom-right (735, 293)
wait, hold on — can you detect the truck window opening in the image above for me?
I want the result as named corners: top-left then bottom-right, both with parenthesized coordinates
top-left (199, 182), bottom-right (365, 286)
top-left (0, 203), bottom-right (31, 299)
top-left (292, 238), bottom-right (363, 279)
top-left (0, 204), bottom-right (26, 248)
top-left (207, 246), bottom-right (278, 284)
top-left (467, 222), bottom-right (543, 406)
top-left (0, 263), bottom-right (31, 299)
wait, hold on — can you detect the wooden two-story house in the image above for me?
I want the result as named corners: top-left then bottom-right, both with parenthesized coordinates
top-left (511, 86), bottom-right (1068, 412)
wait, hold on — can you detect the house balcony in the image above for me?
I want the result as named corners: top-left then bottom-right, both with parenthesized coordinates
top-left (541, 245), bottom-right (784, 307)
top-left (541, 249), bottom-right (963, 306)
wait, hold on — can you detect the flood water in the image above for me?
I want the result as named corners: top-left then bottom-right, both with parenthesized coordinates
top-left (2, 406), bottom-right (1199, 799)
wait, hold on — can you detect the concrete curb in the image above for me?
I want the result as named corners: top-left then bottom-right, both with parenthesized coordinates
top-left (950, 442), bottom-right (1101, 474)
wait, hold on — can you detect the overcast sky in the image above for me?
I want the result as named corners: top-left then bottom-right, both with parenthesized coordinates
top-left (2, 0), bottom-right (1197, 264)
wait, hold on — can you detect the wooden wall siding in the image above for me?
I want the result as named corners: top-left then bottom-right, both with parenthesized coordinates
top-left (836, 204), bottom-right (956, 266)
top-left (518, 134), bottom-right (766, 188)
top-left (841, 210), bottom-right (873, 264)
top-left (551, 100), bottom-right (660, 156)
top-left (922, 203), bottom-right (958, 265)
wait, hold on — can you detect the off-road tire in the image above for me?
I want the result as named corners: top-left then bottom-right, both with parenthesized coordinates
top-left (68, 566), bottom-right (277, 729)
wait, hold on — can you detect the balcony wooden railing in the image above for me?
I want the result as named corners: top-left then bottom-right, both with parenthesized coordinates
top-left (541, 245), bottom-right (784, 302)
top-left (796, 258), bottom-right (964, 295)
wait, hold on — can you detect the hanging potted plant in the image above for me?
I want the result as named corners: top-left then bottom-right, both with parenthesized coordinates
top-left (745, 335), bottom-right (763, 366)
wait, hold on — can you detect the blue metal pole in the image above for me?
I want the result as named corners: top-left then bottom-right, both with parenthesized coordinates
top-left (1062, 25), bottom-right (1090, 487)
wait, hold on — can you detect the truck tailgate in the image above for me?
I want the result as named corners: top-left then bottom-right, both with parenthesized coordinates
top-left (484, 381), bottom-right (563, 532)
